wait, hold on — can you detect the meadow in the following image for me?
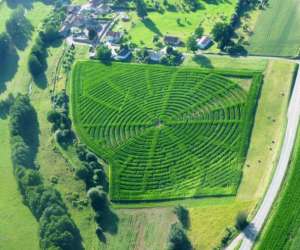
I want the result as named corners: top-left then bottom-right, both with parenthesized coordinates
top-left (115, 0), bottom-right (237, 47)
top-left (247, 0), bottom-right (300, 57)
top-left (71, 61), bottom-right (262, 201)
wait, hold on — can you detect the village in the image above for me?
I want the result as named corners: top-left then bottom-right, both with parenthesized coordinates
top-left (58, 0), bottom-right (213, 63)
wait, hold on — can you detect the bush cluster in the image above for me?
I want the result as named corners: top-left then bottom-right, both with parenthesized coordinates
top-left (0, 94), bottom-right (14, 118)
top-left (9, 94), bottom-right (81, 250)
top-left (48, 90), bottom-right (75, 146)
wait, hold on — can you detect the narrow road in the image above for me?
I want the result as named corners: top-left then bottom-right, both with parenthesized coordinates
top-left (226, 58), bottom-right (300, 250)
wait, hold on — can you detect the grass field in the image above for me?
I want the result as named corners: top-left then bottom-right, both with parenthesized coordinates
top-left (71, 61), bottom-right (262, 201)
top-left (0, 119), bottom-right (40, 250)
top-left (238, 61), bottom-right (297, 200)
top-left (255, 127), bottom-right (300, 249)
top-left (0, 2), bottom-right (52, 250)
top-left (115, 0), bottom-right (237, 48)
top-left (247, 0), bottom-right (300, 56)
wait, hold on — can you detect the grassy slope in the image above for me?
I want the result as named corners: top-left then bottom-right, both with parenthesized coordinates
top-left (255, 127), bottom-right (300, 249)
top-left (0, 2), bottom-right (51, 250)
top-left (115, 0), bottom-right (237, 48)
top-left (0, 119), bottom-right (39, 250)
top-left (247, 0), bottom-right (300, 56)
top-left (238, 61), bottom-right (297, 200)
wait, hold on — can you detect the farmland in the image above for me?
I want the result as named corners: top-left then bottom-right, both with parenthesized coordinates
top-left (247, 0), bottom-right (300, 56)
top-left (71, 61), bottom-right (262, 201)
top-left (256, 129), bottom-right (300, 249)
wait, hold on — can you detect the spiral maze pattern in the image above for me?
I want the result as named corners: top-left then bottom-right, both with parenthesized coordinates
top-left (72, 62), bottom-right (250, 201)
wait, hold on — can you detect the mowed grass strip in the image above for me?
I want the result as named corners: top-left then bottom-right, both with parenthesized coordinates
top-left (71, 61), bottom-right (262, 201)
top-left (247, 0), bottom-right (300, 57)
top-left (256, 128), bottom-right (300, 249)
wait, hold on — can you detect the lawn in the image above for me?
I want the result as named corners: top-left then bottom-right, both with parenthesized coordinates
top-left (255, 127), bottom-right (300, 249)
top-left (71, 61), bottom-right (262, 201)
top-left (115, 0), bottom-right (238, 48)
top-left (247, 0), bottom-right (300, 56)
top-left (0, 119), bottom-right (39, 250)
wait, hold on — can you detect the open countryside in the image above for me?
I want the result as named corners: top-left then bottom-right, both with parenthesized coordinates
top-left (1, 0), bottom-right (300, 249)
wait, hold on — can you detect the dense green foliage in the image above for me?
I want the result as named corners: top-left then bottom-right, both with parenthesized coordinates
top-left (258, 131), bottom-right (300, 249)
top-left (96, 45), bottom-right (112, 62)
top-left (0, 32), bottom-right (11, 58)
top-left (173, 205), bottom-right (189, 229)
top-left (167, 223), bottom-right (192, 250)
top-left (71, 61), bottom-right (262, 201)
top-left (135, 0), bottom-right (148, 18)
top-left (5, 6), bottom-right (33, 49)
top-left (9, 95), bottom-right (82, 250)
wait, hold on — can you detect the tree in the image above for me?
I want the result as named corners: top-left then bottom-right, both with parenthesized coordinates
top-left (167, 223), bottom-right (192, 250)
top-left (87, 187), bottom-right (107, 211)
top-left (211, 22), bottom-right (233, 49)
top-left (40, 23), bottom-right (60, 44)
top-left (28, 54), bottom-right (44, 76)
top-left (5, 6), bottom-right (33, 49)
top-left (194, 25), bottom-right (204, 38)
top-left (0, 32), bottom-right (10, 58)
top-left (173, 205), bottom-right (189, 229)
top-left (96, 45), bottom-right (112, 62)
top-left (135, 0), bottom-right (148, 19)
top-left (47, 110), bottom-right (61, 124)
top-left (88, 29), bottom-right (97, 41)
top-left (235, 211), bottom-right (249, 231)
top-left (187, 36), bottom-right (198, 53)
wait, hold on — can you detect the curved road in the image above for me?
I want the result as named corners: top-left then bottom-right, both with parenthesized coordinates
top-left (226, 59), bottom-right (300, 250)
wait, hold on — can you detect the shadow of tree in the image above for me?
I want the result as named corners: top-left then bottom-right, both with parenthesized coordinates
top-left (192, 55), bottom-right (213, 68)
top-left (141, 18), bottom-right (162, 36)
top-left (95, 207), bottom-right (119, 236)
top-left (0, 46), bottom-right (19, 94)
top-left (20, 102), bottom-right (40, 166)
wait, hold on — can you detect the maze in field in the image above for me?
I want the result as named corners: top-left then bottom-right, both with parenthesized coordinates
top-left (71, 61), bottom-right (262, 201)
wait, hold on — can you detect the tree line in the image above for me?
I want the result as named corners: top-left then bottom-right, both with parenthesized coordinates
top-left (9, 94), bottom-right (82, 250)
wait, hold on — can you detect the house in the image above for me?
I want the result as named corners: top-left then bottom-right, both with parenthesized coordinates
top-left (164, 35), bottom-right (181, 46)
top-left (196, 36), bottom-right (212, 50)
top-left (106, 31), bottom-right (122, 44)
top-left (114, 48), bottom-right (131, 61)
top-left (148, 49), bottom-right (166, 62)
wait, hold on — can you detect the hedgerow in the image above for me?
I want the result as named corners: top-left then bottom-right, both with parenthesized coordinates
top-left (71, 61), bottom-right (262, 201)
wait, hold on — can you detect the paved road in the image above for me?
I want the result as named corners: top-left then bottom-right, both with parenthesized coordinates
top-left (226, 59), bottom-right (300, 250)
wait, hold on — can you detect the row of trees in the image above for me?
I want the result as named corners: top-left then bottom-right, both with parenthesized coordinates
top-left (9, 94), bottom-right (82, 250)
top-left (47, 90), bottom-right (110, 238)
top-left (28, 7), bottom-right (66, 78)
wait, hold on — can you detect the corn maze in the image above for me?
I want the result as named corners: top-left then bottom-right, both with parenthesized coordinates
top-left (71, 61), bottom-right (262, 201)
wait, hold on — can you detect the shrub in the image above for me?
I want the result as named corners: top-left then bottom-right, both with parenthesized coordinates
top-left (87, 187), bottom-right (107, 211)
top-left (235, 211), bottom-right (249, 231)
top-left (173, 205), bottom-right (189, 229)
top-left (167, 223), bottom-right (192, 250)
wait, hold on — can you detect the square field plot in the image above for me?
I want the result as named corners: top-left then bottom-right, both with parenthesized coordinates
top-left (71, 61), bottom-right (263, 201)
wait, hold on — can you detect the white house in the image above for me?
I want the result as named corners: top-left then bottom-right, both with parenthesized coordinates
top-left (196, 36), bottom-right (212, 50)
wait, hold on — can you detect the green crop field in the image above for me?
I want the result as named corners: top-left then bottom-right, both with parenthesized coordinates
top-left (247, 0), bottom-right (300, 56)
top-left (256, 129), bottom-right (300, 249)
top-left (71, 61), bottom-right (262, 201)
